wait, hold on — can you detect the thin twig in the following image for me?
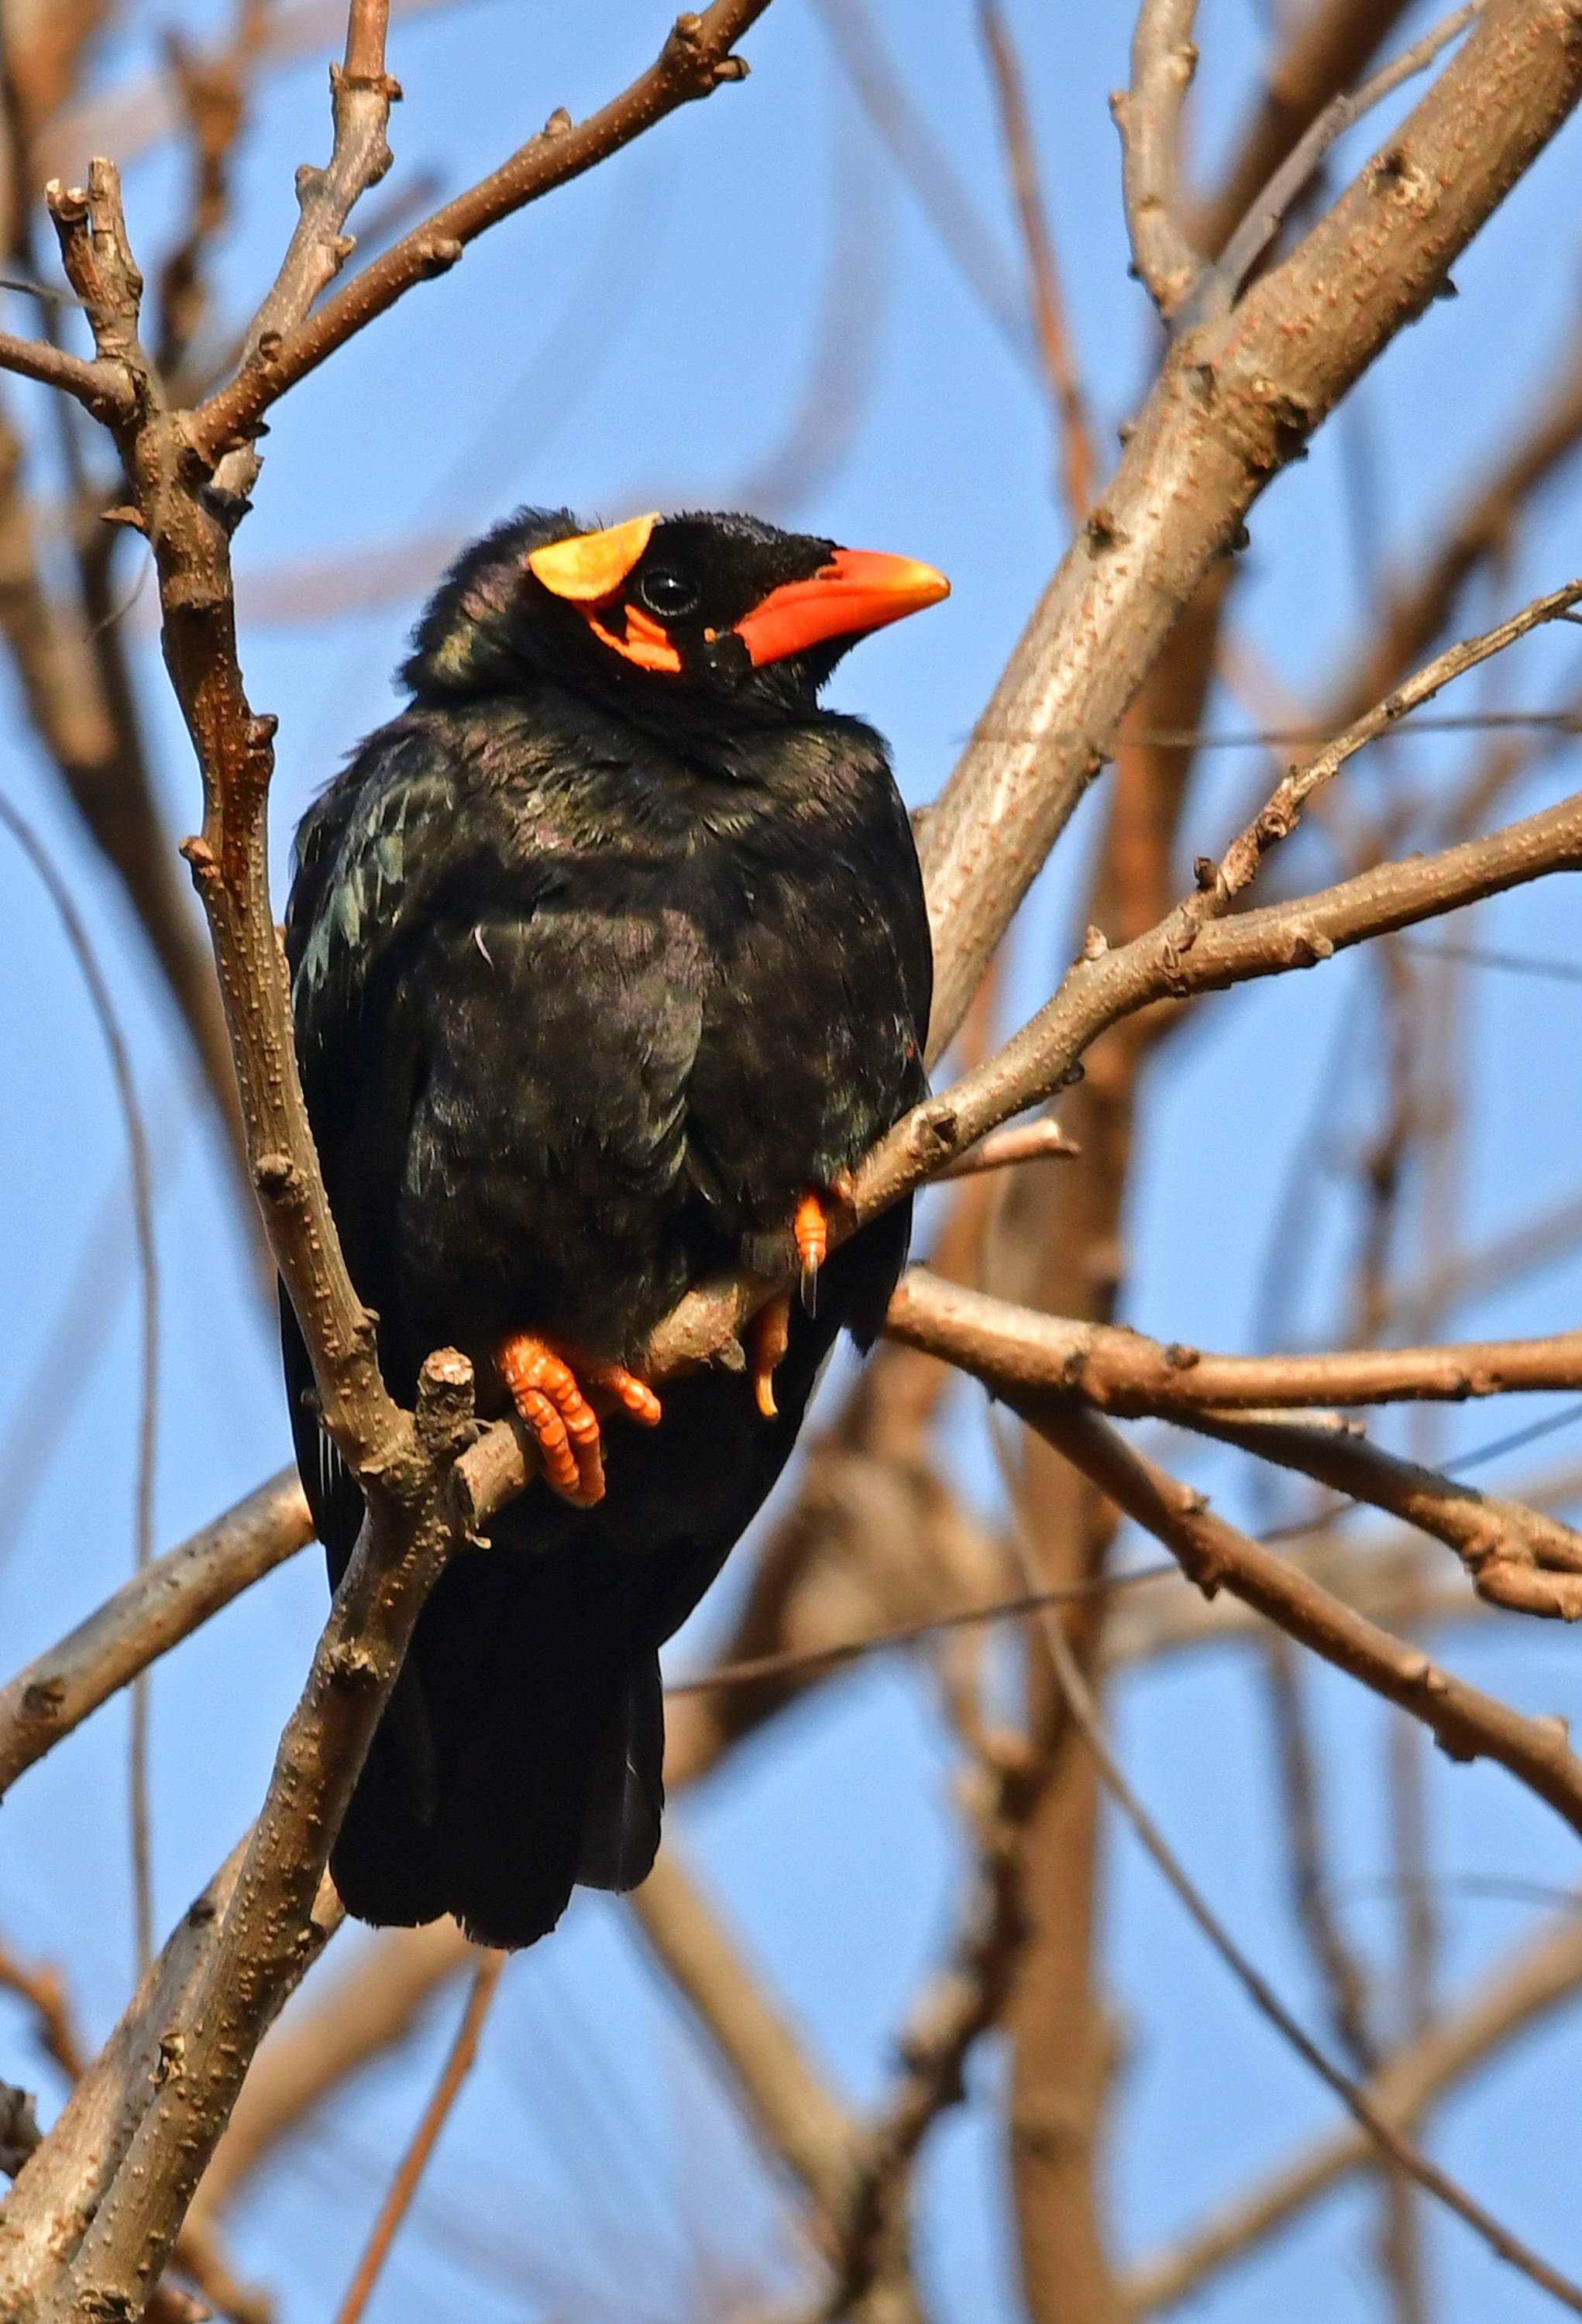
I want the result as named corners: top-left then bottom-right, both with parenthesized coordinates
top-left (666, 1560), bottom-right (1178, 1695)
top-left (1124, 1910), bottom-right (1582, 2312)
top-left (978, 1), bottom-right (1098, 519)
top-left (330, 1949), bottom-right (504, 2324)
top-left (1192, 0), bottom-right (1419, 259)
top-left (1113, 0), bottom-right (1203, 318)
top-left (1198, 2), bottom-right (1487, 320)
top-left (1000, 1452), bottom-right (1582, 2317)
top-left (191, 1), bottom-right (771, 460)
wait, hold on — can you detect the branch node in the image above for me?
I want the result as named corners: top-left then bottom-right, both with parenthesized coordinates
top-left (412, 235), bottom-right (463, 278)
top-left (253, 1152), bottom-right (300, 1200)
top-left (1085, 504), bottom-right (1128, 553)
top-left (416, 1346), bottom-right (476, 1462)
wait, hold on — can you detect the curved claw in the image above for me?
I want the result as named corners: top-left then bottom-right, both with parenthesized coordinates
top-left (751, 1291), bottom-right (793, 1419)
top-left (794, 1191), bottom-right (830, 1311)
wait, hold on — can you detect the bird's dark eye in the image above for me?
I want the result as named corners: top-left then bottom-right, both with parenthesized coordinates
top-left (638, 569), bottom-right (700, 620)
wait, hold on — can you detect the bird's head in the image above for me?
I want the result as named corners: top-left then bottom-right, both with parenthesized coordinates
top-left (403, 507), bottom-right (949, 729)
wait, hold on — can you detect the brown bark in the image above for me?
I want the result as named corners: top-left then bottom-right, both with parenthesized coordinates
top-left (988, 570), bottom-right (1232, 2324)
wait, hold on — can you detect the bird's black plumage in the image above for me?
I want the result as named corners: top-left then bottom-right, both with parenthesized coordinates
top-left (282, 505), bottom-right (937, 1948)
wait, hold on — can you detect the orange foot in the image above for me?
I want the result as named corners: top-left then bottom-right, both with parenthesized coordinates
top-left (498, 1334), bottom-right (662, 1508)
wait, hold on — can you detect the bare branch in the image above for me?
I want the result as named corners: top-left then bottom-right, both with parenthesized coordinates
top-left (629, 1848), bottom-right (857, 2227)
top-left (1113, 0), bottom-right (1202, 319)
top-left (886, 1267), bottom-right (1582, 1418)
top-left (841, 779), bottom-right (1582, 1256)
top-left (1009, 1498), bottom-right (1582, 2317)
top-left (1015, 1399), bottom-right (1582, 1851)
top-left (191, 1), bottom-right (771, 462)
top-left (920, 0), bottom-right (1582, 1053)
top-left (1126, 1911), bottom-right (1582, 2312)
top-left (1188, 1409), bottom-right (1582, 1618)
top-left (0, 323), bottom-right (128, 415)
top-left (239, 2), bottom-right (394, 357)
top-left (0, 1470), bottom-right (311, 1800)
top-left (331, 1949), bottom-right (504, 2324)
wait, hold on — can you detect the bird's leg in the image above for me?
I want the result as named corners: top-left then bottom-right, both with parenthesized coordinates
top-left (750, 1291), bottom-right (793, 1419)
top-left (497, 1336), bottom-right (661, 1508)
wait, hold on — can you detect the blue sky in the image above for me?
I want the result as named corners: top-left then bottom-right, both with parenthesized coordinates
top-left (2, 2), bottom-right (1582, 2318)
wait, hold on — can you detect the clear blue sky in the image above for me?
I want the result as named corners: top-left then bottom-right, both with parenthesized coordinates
top-left (2, 2), bottom-right (1581, 2318)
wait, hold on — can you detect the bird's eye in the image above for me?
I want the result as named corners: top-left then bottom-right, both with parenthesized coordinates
top-left (638, 569), bottom-right (700, 620)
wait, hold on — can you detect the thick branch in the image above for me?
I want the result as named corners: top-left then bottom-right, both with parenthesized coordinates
top-left (919, 0), bottom-right (1582, 1053)
top-left (0, 1469), bottom-right (311, 1800)
top-left (886, 1267), bottom-right (1582, 1418)
top-left (1014, 1402), bottom-right (1582, 1845)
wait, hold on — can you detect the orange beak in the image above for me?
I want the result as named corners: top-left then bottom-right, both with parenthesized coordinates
top-left (733, 548), bottom-right (950, 669)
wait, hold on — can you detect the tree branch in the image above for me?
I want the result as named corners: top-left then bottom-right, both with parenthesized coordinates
top-left (886, 1267), bottom-right (1582, 1418)
top-left (191, 1), bottom-right (769, 462)
top-left (1113, 0), bottom-right (1202, 319)
top-left (1125, 1910), bottom-right (1582, 2312)
top-left (1013, 1401), bottom-right (1582, 1848)
top-left (0, 1469), bottom-right (311, 1801)
top-left (919, 0), bottom-right (1582, 1053)
top-left (1185, 1409), bottom-right (1582, 1618)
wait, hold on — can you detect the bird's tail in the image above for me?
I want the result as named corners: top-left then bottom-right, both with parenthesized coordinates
top-left (332, 1538), bottom-right (663, 1948)
top-left (280, 1289), bottom-right (661, 1949)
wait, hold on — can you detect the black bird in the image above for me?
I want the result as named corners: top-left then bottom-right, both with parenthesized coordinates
top-left (281, 505), bottom-right (944, 1948)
